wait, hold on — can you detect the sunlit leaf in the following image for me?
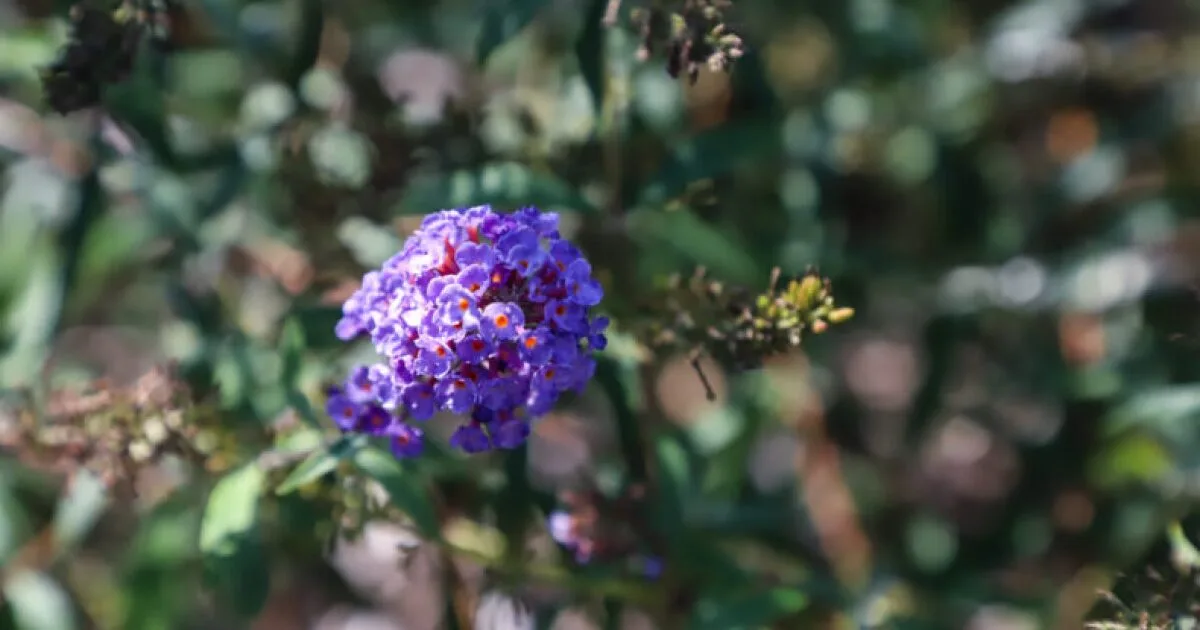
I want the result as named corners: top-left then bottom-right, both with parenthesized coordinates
top-left (52, 469), bottom-right (109, 551)
top-left (4, 571), bottom-right (76, 630)
top-left (274, 434), bottom-right (363, 495)
top-left (199, 463), bottom-right (269, 617)
top-left (1089, 432), bottom-right (1174, 489)
top-left (352, 446), bottom-right (440, 539)
top-left (200, 463), bottom-right (265, 555)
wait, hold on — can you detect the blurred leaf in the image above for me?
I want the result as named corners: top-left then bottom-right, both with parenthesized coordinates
top-left (396, 163), bottom-right (595, 215)
top-left (286, 389), bottom-right (324, 429)
top-left (689, 587), bottom-right (808, 630)
top-left (103, 48), bottom-right (174, 166)
top-left (636, 117), bottom-right (782, 206)
top-left (121, 495), bottom-right (201, 630)
top-left (0, 243), bottom-right (63, 388)
top-left (629, 209), bottom-right (759, 285)
top-left (595, 356), bottom-right (647, 482)
top-left (199, 463), bottom-right (269, 618)
top-left (495, 444), bottom-right (532, 563)
top-left (1105, 386), bottom-right (1200, 444)
top-left (278, 316), bottom-right (306, 390)
top-left (274, 434), bottom-right (363, 495)
top-left (575, 0), bottom-right (607, 116)
top-left (0, 207), bottom-right (47, 303)
top-left (352, 446), bottom-right (440, 539)
top-left (286, 0), bottom-right (325, 88)
top-left (3, 571), bottom-right (75, 630)
top-left (1089, 432), bottom-right (1173, 489)
top-left (72, 213), bottom-right (153, 302)
top-left (200, 464), bottom-right (265, 553)
top-left (476, 0), bottom-right (550, 65)
top-left (52, 470), bottom-right (108, 552)
top-left (0, 479), bottom-right (29, 563)
top-left (288, 304), bottom-right (344, 351)
top-left (653, 433), bottom-right (692, 547)
top-left (443, 518), bottom-right (507, 561)
top-left (1169, 520), bottom-right (1200, 571)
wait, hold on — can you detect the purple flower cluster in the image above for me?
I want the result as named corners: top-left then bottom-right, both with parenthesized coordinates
top-left (324, 206), bottom-right (608, 458)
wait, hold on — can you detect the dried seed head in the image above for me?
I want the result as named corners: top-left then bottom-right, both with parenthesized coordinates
top-left (640, 266), bottom-right (853, 398)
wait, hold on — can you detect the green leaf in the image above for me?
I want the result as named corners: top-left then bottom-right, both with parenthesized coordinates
top-left (689, 588), bottom-right (808, 630)
top-left (4, 571), bottom-right (76, 630)
top-left (396, 163), bottom-right (595, 215)
top-left (653, 434), bottom-right (692, 547)
top-left (595, 357), bottom-right (647, 482)
top-left (203, 538), bottom-right (270, 618)
top-left (629, 209), bottom-right (760, 286)
top-left (121, 496), bottom-right (201, 630)
top-left (0, 478), bottom-right (30, 563)
top-left (52, 469), bottom-right (109, 551)
top-left (575, 0), bottom-right (608, 115)
top-left (1105, 385), bottom-right (1200, 444)
top-left (476, 0), bottom-right (551, 66)
top-left (286, 0), bottom-right (324, 89)
top-left (200, 463), bottom-right (266, 555)
top-left (0, 243), bottom-right (64, 388)
top-left (199, 463), bottom-right (269, 618)
top-left (1089, 432), bottom-right (1174, 489)
top-left (274, 434), bottom-right (363, 495)
top-left (636, 117), bottom-right (783, 207)
top-left (278, 316), bottom-right (306, 390)
top-left (495, 444), bottom-right (532, 563)
top-left (352, 446), bottom-right (440, 539)
top-left (288, 304), bottom-right (343, 351)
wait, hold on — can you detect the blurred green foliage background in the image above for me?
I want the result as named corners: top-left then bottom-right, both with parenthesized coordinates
top-left (3, 0), bottom-right (1200, 628)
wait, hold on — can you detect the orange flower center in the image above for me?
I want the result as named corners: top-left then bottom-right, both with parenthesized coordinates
top-left (524, 337), bottom-right (538, 349)
top-left (495, 314), bottom-right (509, 328)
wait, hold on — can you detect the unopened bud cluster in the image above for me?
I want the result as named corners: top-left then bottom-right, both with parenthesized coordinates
top-left (0, 365), bottom-right (232, 489)
top-left (644, 267), bottom-right (854, 378)
top-left (630, 0), bottom-right (745, 83)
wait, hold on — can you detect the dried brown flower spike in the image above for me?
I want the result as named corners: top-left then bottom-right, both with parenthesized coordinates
top-left (628, 0), bottom-right (745, 83)
top-left (40, 0), bottom-right (177, 114)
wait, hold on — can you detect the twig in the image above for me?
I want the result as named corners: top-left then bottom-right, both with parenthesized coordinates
top-left (688, 347), bottom-right (717, 401)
